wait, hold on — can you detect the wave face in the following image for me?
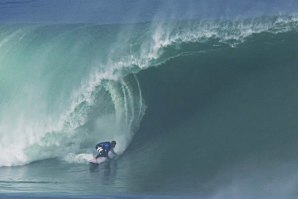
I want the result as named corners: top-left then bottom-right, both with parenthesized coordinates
top-left (1, 15), bottom-right (298, 197)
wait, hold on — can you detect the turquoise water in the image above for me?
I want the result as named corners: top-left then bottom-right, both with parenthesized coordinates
top-left (0, 15), bottom-right (298, 198)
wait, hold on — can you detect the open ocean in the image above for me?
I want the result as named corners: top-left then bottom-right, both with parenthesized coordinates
top-left (0, 1), bottom-right (298, 198)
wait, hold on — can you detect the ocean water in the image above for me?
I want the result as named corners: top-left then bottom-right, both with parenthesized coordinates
top-left (1, 1), bottom-right (298, 199)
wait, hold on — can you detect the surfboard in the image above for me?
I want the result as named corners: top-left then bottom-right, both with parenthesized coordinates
top-left (88, 158), bottom-right (98, 165)
top-left (88, 157), bottom-right (107, 165)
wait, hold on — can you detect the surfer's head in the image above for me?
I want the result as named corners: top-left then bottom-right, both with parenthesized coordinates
top-left (111, 140), bottom-right (116, 148)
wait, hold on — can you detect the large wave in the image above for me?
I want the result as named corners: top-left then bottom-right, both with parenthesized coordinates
top-left (0, 15), bottom-right (297, 167)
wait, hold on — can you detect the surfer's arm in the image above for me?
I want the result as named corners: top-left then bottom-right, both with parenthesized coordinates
top-left (108, 149), bottom-right (118, 159)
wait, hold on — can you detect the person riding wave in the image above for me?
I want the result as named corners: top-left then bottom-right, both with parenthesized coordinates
top-left (94, 140), bottom-right (117, 159)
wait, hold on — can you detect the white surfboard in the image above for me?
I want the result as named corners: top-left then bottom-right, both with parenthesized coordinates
top-left (88, 157), bottom-right (107, 165)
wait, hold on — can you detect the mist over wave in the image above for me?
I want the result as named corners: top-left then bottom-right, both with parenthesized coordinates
top-left (1, 0), bottom-right (298, 24)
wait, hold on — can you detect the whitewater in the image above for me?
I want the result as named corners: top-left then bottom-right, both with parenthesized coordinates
top-left (1, 13), bottom-right (298, 198)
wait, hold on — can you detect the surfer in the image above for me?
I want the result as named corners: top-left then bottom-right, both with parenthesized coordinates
top-left (94, 140), bottom-right (117, 159)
